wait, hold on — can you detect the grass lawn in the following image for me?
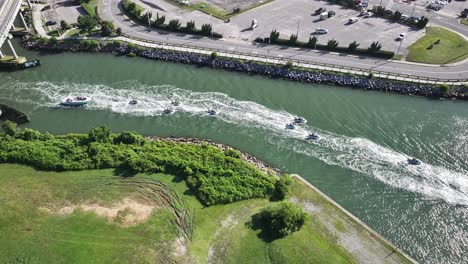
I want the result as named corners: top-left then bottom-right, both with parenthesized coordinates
top-left (81, 0), bottom-right (98, 17)
top-left (461, 19), bottom-right (468, 26)
top-left (0, 163), bottom-right (413, 263)
top-left (407, 26), bottom-right (468, 64)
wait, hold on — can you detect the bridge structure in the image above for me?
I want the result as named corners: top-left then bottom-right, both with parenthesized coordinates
top-left (0, 0), bottom-right (31, 61)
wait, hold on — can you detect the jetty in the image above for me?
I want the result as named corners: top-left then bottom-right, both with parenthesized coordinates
top-left (0, 104), bottom-right (29, 124)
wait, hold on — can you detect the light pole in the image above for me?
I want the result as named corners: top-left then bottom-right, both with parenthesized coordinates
top-left (210, 14), bottom-right (213, 38)
top-left (410, 1), bottom-right (417, 18)
top-left (296, 18), bottom-right (300, 38)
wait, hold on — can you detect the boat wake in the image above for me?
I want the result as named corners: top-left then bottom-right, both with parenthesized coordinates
top-left (2, 80), bottom-right (468, 206)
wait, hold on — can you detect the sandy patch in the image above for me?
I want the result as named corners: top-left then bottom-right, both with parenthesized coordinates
top-left (47, 198), bottom-right (155, 227)
top-left (173, 236), bottom-right (187, 257)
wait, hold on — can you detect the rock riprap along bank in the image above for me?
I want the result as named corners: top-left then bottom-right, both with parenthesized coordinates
top-left (21, 35), bottom-right (468, 100)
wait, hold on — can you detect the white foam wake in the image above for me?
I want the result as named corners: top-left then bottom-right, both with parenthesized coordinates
top-left (2, 80), bottom-right (468, 205)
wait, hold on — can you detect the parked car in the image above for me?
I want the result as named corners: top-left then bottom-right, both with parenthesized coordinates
top-left (314, 7), bottom-right (326, 15)
top-left (364, 12), bottom-right (374, 18)
top-left (45, 20), bottom-right (57, 26)
top-left (348, 17), bottom-right (359, 24)
top-left (315, 28), bottom-right (329, 34)
top-left (397, 33), bottom-right (407, 40)
top-left (328, 11), bottom-right (336, 17)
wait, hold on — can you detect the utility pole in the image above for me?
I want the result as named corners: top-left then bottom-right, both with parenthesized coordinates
top-left (410, 1), bottom-right (417, 18)
top-left (210, 14), bottom-right (213, 38)
top-left (315, 29), bottom-right (318, 50)
top-left (296, 18), bottom-right (300, 37)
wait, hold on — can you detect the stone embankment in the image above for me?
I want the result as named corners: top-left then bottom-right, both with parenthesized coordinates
top-left (0, 104), bottom-right (30, 124)
top-left (145, 136), bottom-right (282, 176)
top-left (21, 35), bottom-right (468, 100)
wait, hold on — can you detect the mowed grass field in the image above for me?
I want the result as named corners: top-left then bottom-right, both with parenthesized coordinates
top-left (407, 26), bottom-right (468, 64)
top-left (0, 163), bottom-right (411, 263)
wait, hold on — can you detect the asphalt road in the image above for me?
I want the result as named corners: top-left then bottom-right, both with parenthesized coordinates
top-left (100, 0), bottom-right (468, 81)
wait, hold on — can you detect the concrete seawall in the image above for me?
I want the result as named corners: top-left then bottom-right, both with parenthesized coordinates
top-left (291, 173), bottom-right (418, 264)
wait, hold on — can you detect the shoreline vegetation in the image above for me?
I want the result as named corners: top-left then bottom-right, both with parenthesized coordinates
top-left (0, 124), bottom-right (416, 263)
top-left (21, 35), bottom-right (468, 100)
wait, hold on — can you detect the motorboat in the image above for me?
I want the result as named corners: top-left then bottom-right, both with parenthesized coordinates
top-left (407, 158), bottom-right (421, 165)
top-left (207, 109), bottom-right (217, 116)
top-left (293, 117), bottom-right (306, 125)
top-left (306, 133), bottom-right (320, 140)
top-left (163, 108), bottom-right (173, 114)
top-left (59, 96), bottom-right (90, 107)
top-left (285, 123), bottom-right (296, 130)
top-left (171, 101), bottom-right (180, 106)
top-left (129, 99), bottom-right (138, 105)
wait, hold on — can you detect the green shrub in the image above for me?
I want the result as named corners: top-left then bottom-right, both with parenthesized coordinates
top-left (211, 51), bottom-right (218, 60)
top-left (307, 36), bottom-right (317, 48)
top-left (201, 23), bottom-right (212, 35)
top-left (327, 39), bottom-right (338, 50)
top-left (168, 19), bottom-right (181, 31)
top-left (0, 127), bottom-right (276, 206)
top-left (270, 29), bottom-right (280, 42)
top-left (368, 41), bottom-right (382, 52)
top-left (272, 175), bottom-right (292, 200)
top-left (1, 120), bottom-right (17, 136)
top-left (88, 126), bottom-right (111, 143)
top-left (114, 131), bottom-right (144, 145)
top-left (260, 202), bottom-right (307, 238)
top-left (348, 41), bottom-right (360, 51)
top-left (224, 148), bottom-right (241, 158)
top-left (100, 20), bottom-right (115, 36)
top-left (154, 13), bottom-right (166, 26)
top-left (439, 84), bottom-right (450, 93)
top-left (286, 60), bottom-right (293, 68)
top-left (368, 72), bottom-right (374, 79)
top-left (289, 34), bottom-right (298, 44)
top-left (186, 20), bottom-right (195, 32)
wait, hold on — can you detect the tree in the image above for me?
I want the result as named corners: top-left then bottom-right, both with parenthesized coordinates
top-left (116, 27), bottom-right (122, 35)
top-left (60, 20), bottom-right (71, 31)
top-left (146, 12), bottom-right (152, 28)
top-left (127, 2), bottom-right (136, 12)
top-left (168, 19), bottom-right (181, 31)
top-left (368, 41), bottom-right (382, 52)
top-left (154, 13), bottom-right (165, 26)
top-left (417, 16), bottom-right (429, 29)
top-left (289, 34), bottom-right (298, 44)
top-left (439, 84), bottom-right (450, 94)
top-left (49, 37), bottom-right (58, 45)
top-left (260, 202), bottom-right (307, 238)
top-left (211, 51), bottom-right (218, 60)
top-left (376, 6), bottom-right (386, 17)
top-left (1, 120), bottom-right (17, 136)
top-left (393, 10), bottom-right (402, 21)
top-left (348, 40), bottom-right (360, 51)
top-left (307, 36), bottom-right (317, 48)
top-left (114, 131), bottom-right (144, 145)
top-left (186, 20), bottom-right (195, 32)
top-left (88, 126), bottom-right (111, 143)
top-left (269, 29), bottom-right (279, 42)
top-left (272, 175), bottom-right (292, 200)
top-left (77, 15), bottom-right (98, 34)
top-left (201, 23), bottom-right (212, 35)
top-left (100, 20), bottom-right (115, 36)
top-left (327, 39), bottom-right (338, 50)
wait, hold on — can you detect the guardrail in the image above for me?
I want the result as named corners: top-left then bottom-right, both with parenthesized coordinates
top-left (118, 33), bottom-right (467, 86)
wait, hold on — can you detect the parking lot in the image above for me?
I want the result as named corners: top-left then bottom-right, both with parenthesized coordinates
top-left (230, 0), bottom-right (426, 55)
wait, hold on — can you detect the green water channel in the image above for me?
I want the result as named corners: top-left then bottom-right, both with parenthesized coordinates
top-left (0, 44), bottom-right (467, 264)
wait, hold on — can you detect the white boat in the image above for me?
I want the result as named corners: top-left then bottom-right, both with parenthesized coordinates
top-left (59, 96), bottom-right (90, 107)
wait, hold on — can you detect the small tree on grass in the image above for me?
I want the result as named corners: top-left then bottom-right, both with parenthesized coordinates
top-left (260, 202), bottom-right (307, 238)
top-left (348, 41), bottom-right (360, 51)
top-left (417, 16), bottom-right (429, 29)
top-left (272, 175), bottom-right (293, 201)
top-left (393, 10), bottom-right (402, 21)
top-left (186, 20), bottom-right (195, 32)
top-left (307, 36), bottom-right (317, 48)
top-left (100, 20), bottom-right (115, 36)
top-left (77, 15), bottom-right (98, 34)
top-left (154, 13), bottom-right (166, 26)
top-left (201, 23), bottom-right (212, 35)
top-left (368, 41), bottom-right (382, 52)
top-left (116, 27), bottom-right (122, 35)
top-left (286, 60), bottom-right (293, 68)
top-left (60, 20), bottom-right (71, 31)
top-left (1, 120), bottom-right (17, 136)
top-left (270, 29), bottom-right (280, 43)
top-left (289, 34), bottom-right (298, 44)
top-left (327, 39), bottom-right (338, 50)
top-left (168, 19), bottom-right (181, 31)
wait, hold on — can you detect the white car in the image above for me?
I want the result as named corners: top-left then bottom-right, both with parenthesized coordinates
top-left (348, 17), bottom-right (359, 24)
top-left (364, 12), bottom-right (374, 18)
top-left (315, 28), bottom-right (329, 34)
top-left (397, 33), bottom-right (407, 40)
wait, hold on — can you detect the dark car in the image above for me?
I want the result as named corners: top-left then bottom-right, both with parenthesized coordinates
top-left (314, 7), bottom-right (326, 15)
top-left (328, 11), bottom-right (336, 17)
top-left (45, 20), bottom-right (57, 26)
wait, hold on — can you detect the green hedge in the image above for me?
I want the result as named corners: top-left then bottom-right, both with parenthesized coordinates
top-left (257, 38), bottom-right (394, 59)
top-left (0, 126), bottom-right (276, 206)
top-left (121, 0), bottom-right (223, 38)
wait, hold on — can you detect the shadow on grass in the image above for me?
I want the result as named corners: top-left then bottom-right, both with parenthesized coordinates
top-left (245, 212), bottom-right (283, 243)
top-left (113, 167), bottom-right (138, 178)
